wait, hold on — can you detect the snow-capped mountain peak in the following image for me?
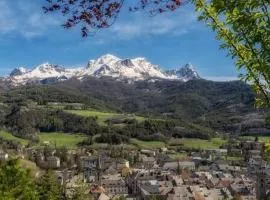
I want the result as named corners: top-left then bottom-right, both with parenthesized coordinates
top-left (26, 63), bottom-right (70, 78)
top-left (185, 62), bottom-right (195, 69)
top-left (120, 59), bottom-right (135, 67)
top-left (179, 63), bottom-right (200, 80)
top-left (96, 54), bottom-right (120, 65)
top-left (166, 63), bottom-right (200, 81)
top-left (6, 54), bottom-right (201, 86)
top-left (10, 67), bottom-right (29, 77)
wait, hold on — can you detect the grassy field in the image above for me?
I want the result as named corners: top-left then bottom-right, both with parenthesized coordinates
top-left (130, 138), bottom-right (165, 149)
top-left (65, 110), bottom-right (145, 125)
top-left (19, 159), bottom-right (42, 176)
top-left (240, 136), bottom-right (270, 143)
top-left (39, 132), bottom-right (87, 148)
top-left (168, 137), bottom-right (227, 149)
top-left (129, 137), bottom-right (227, 150)
top-left (226, 156), bottom-right (243, 161)
top-left (39, 132), bottom-right (138, 149)
top-left (168, 152), bottom-right (188, 159)
top-left (0, 130), bottom-right (29, 145)
top-left (0, 128), bottom-right (227, 151)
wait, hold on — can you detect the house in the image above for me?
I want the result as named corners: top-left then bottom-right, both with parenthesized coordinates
top-left (179, 161), bottom-right (196, 171)
top-left (116, 159), bottom-right (130, 171)
top-left (160, 147), bottom-right (168, 152)
top-left (24, 147), bottom-right (36, 161)
top-left (218, 164), bottom-right (229, 172)
top-left (195, 172), bottom-right (213, 182)
top-left (128, 170), bottom-right (168, 195)
top-left (141, 149), bottom-right (156, 157)
top-left (192, 156), bottom-right (203, 166)
top-left (215, 179), bottom-right (231, 189)
top-left (198, 165), bottom-right (210, 172)
top-left (139, 184), bottom-right (167, 200)
top-left (102, 179), bottom-right (128, 196)
top-left (81, 156), bottom-right (102, 169)
top-left (97, 193), bottom-right (110, 200)
top-left (241, 141), bottom-right (262, 151)
top-left (166, 186), bottom-right (194, 200)
top-left (142, 157), bottom-right (156, 169)
top-left (230, 183), bottom-right (251, 196)
top-left (36, 152), bottom-right (46, 167)
top-left (47, 156), bottom-right (60, 169)
top-left (163, 162), bottom-right (178, 171)
top-left (256, 168), bottom-right (270, 200)
top-left (55, 170), bottom-right (73, 185)
top-left (0, 150), bottom-right (8, 161)
top-left (229, 149), bottom-right (242, 156)
top-left (172, 175), bottom-right (184, 186)
top-left (202, 187), bottom-right (231, 200)
top-left (81, 156), bottom-right (103, 183)
top-left (90, 185), bottom-right (106, 200)
top-left (162, 161), bottom-right (195, 171)
top-left (241, 141), bottom-right (262, 161)
top-left (206, 149), bottom-right (228, 156)
top-left (248, 157), bottom-right (262, 167)
top-left (156, 153), bottom-right (173, 166)
top-left (104, 165), bottom-right (118, 175)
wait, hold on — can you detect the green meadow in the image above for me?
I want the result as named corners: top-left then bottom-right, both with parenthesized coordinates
top-left (129, 137), bottom-right (226, 150)
top-left (130, 138), bottom-right (166, 149)
top-left (168, 137), bottom-right (226, 149)
top-left (0, 129), bottom-right (227, 151)
top-left (0, 130), bottom-right (29, 145)
top-left (39, 132), bottom-right (87, 148)
top-left (65, 109), bottom-right (145, 125)
top-left (240, 136), bottom-right (270, 143)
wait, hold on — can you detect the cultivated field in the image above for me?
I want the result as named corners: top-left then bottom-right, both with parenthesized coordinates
top-left (65, 109), bottom-right (145, 125)
top-left (130, 138), bottom-right (166, 149)
top-left (240, 136), bottom-right (270, 143)
top-left (39, 132), bottom-right (87, 148)
top-left (130, 137), bottom-right (227, 150)
top-left (0, 130), bottom-right (29, 145)
top-left (168, 137), bottom-right (226, 149)
top-left (0, 129), bottom-right (228, 151)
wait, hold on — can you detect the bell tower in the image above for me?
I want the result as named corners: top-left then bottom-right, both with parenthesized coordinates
top-left (256, 169), bottom-right (266, 200)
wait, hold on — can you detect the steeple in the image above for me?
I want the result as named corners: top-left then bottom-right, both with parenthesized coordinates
top-left (96, 155), bottom-right (102, 184)
top-left (256, 168), bottom-right (267, 199)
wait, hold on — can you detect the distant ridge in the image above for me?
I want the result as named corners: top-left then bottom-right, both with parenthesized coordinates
top-left (6, 54), bottom-right (201, 86)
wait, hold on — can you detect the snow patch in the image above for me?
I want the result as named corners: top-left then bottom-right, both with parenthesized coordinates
top-left (6, 54), bottom-right (201, 85)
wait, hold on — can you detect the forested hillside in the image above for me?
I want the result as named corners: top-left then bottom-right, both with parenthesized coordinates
top-left (0, 77), bottom-right (268, 142)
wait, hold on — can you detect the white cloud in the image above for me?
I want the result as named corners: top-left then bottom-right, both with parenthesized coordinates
top-left (0, 0), bottom-right (61, 39)
top-left (205, 76), bottom-right (239, 82)
top-left (19, 31), bottom-right (43, 40)
top-left (28, 13), bottom-right (60, 29)
top-left (0, 1), bottom-right (16, 33)
top-left (109, 8), bottom-right (197, 40)
top-left (0, 1), bottom-right (198, 41)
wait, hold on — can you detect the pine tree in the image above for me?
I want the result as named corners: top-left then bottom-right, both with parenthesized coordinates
top-left (37, 170), bottom-right (62, 200)
top-left (72, 180), bottom-right (93, 200)
top-left (0, 159), bottom-right (38, 200)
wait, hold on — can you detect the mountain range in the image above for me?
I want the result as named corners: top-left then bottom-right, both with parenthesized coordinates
top-left (6, 54), bottom-right (201, 86)
top-left (0, 54), bottom-right (268, 137)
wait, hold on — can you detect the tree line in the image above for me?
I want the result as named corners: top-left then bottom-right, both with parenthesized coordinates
top-left (0, 159), bottom-right (92, 200)
top-left (1, 103), bottom-right (216, 146)
top-left (3, 104), bottom-right (100, 141)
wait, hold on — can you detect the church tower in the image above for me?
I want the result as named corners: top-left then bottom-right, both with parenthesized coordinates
top-left (256, 169), bottom-right (267, 200)
top-left (96, 155), bottom-right (102, 184)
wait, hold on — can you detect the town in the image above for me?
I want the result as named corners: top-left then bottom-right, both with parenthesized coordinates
top-left (0, 0), bottom-right (269, 199)
top-left (1, 138), bottom-right (269, 200)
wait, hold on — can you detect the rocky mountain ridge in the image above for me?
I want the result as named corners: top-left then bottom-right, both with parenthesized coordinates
top-left (7, 54), bottom-right (201, 86)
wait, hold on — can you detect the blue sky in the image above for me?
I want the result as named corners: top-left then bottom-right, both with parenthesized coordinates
top-left (0, 0), bottom-right (238, 81)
